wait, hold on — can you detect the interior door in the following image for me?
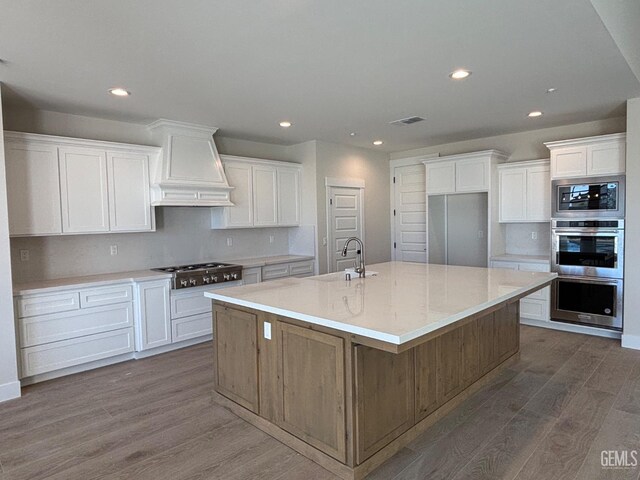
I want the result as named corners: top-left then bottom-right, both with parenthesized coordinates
top-left (394, 164), bottom-right (426, 262)
top-left (328, 186), bottom-right (362, 273)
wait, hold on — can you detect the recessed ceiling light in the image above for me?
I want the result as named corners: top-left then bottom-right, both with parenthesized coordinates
top-left (373, 140), bottom-right (384, 146)
top-left (108, 87), bottom-right (130, 97)
top-left (349, 132), bottom-right (357, 137)
top-left (528, 111), bottom-right (543, 117)
top-left (546, 88), bottom-right (557, 93)
top-left (449, 69), bottom-right (471, 80)
top-left (279, 121), bottom-right (292, 128)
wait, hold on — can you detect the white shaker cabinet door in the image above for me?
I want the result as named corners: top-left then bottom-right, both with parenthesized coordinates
top-left (550, 147), bottom-right (587, 178)
top-left (425, 162), bottom-right (455, 194)
top-left (225, 161), bottom-right (254, 227)
top-left (5, 141), bottom-right (62, 235)
top-left (59, 147), bottom-right (110, 233)
top-left (455, 158), bottom-right (489, 192)
top-left (277, 167), bottom-right (301, 226)
top-left (107, 152), bottom-right (153, 232)
top-left (252, 165), bottom-right (278, 226)
top-left (135, 279), bottom-right (172, 351)
top-left (526, 165), bottom-right (551, 221)
top-left (499, 169), bottom-right (527, 222)
top-left (587, 141), bottom-right (625, 176)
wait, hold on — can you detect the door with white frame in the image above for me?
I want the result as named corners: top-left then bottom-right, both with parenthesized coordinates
top-left (390, 155), bottom-right (438, 262)
top-left (326, 179), bottom-right (364, 273)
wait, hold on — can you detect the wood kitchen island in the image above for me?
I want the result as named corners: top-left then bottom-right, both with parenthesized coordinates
top-left (204, 262), bottom-right (555, 480)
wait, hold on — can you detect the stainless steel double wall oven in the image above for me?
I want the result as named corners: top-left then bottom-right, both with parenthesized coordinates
top-left (550, 175), bottom-right (625, 331)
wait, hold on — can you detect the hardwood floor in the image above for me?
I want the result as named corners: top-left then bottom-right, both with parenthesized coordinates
top-left (1, 326), bottom-right (640, 479)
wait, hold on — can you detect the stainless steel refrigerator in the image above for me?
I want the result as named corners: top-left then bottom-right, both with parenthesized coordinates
top-left (428, 192), bottom-right (488, 267)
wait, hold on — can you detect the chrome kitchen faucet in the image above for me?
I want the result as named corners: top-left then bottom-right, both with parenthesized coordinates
top-left (341, 237), bottom-right (366, 278)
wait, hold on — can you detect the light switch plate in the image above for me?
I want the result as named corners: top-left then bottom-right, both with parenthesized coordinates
top-left (264, 321), bottom-right (272, 340)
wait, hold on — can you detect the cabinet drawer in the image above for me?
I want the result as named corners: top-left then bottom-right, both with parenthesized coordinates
top-left (520, 298), bottom-right (549, 321)
top-left (242, 267), bottom-right (262, 285)
top-left (262, 264), bottom-right (290, 281)
top-left (80, 285), bottom-right (133, 308)
top-left (490, 261), bottom-right (519, 271)
top-left (17, 292), bottom-right (80, 318)
top-left (170, 291), bottom-right (212, 319)
top-left (172, 313), bottom-right (213, 343)
top-left (289, 260), bottom-right (314, 277)
top-left (20, 328), bottom-right (134, 377)
top-left (19, 302), bottom-right (134, 347)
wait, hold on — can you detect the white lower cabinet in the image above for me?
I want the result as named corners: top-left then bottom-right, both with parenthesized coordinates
top-left (491, 259), bottom-right (551, 322)
top-left (135, 279), bottom-right (172, 351)
top-left (262, 260), bottom-right (315, 282)
top-left (21, 329), bottom-right (134, 378)
top-left (169, 286), bottom-right (213, 343)
top-left (16, 282), bottom-right (137, 379)
top-left (242, 267), bottom-right (262, 285)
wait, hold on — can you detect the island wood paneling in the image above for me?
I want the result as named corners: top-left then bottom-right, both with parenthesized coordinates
top-left (277, 322), bottom-right (347, 462)
top-left (212, 299), bottom-right (520, 480)
top-left (415, 336), bottom-right (439, 421)
top-left (213, 305), bottom-right (259, 413)
top-left (354, 346), bottom-right (414, 464)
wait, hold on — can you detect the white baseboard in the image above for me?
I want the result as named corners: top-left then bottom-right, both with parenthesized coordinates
top-left (133, 335), bottom-right (212, 359)
top-left (521, 318), bottom-right (622, 340)
top-left (621, 334), bottom-right (640, 350)
top-left (0, 380), bottom-right (21, 403)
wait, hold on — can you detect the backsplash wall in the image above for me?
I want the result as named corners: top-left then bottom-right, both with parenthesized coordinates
top-left (10, 207), bottom-right (293, 283)
top-left (504, 223), bottom-right (551, 256)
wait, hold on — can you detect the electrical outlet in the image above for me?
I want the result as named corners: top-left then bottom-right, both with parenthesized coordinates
top-left (269, 235), bottom-right (275, 244)
top-left (322, 237), bottom-right (327, 246)
top-left (110, 245), bottom-right (118, 256)
top-left (264, 321), bottom-right (272, 340)
top-left (531, 231), bottom-right (538, 240)
top-left (19, 249), bottom-right (29, 262)
top-left (226, 237), bottom-right (233, 247)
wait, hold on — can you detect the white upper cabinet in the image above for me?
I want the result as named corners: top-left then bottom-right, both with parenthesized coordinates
top-left (107, 152), bottom-right (153, 232)
top-left (4, 132), bottom-right (159, 236)
top-left (277, 167), bottom-right (301, 226)
top-left (545, 133), bottom-right (626, 179)
top-left (59, 147), bottom-right (110, 233)
top-left (252, 165), bottom-right (278, 227)
top-left (4, 139), bottom-right (62, 235)
top-left (425, 162), bottom-right (456, 194)
top-left (221, 161), bottom-right (254, 227)
top-left (211, 156), bottom-right (302, 229)
top-left (498, 160), bottom-right (550, 223)
top-left (499, 168), bottom-right (527, 222)
top-left (424, 150), bottom-right (507, 195)
top-left (455, 158), bottom-right (490, 192)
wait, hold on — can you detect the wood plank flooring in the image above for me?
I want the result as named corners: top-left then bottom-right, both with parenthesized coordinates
top-left (1, 326), bottom-right (640, 479)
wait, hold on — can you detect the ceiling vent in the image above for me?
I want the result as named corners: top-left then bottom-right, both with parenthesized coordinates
top-left (389, 116), bottom-right (425, 126)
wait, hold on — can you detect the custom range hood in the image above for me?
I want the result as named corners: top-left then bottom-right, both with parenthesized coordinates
top-left (147, 119), bottom-right (233, 206)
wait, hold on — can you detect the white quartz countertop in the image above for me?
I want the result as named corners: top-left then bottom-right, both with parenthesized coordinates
top-left (491, 254), bottom-right (550, 264)
top-left (205, 261), bottom-right (556, 346)
top-left (227, 254), bottom-right (315, 268)
top-left (13, 270), bottom-right (172, 296)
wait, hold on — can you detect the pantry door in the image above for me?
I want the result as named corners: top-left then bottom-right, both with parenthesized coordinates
top-left (327, 183), bottom-right (364, 273)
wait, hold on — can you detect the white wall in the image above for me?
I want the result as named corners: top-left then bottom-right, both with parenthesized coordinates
top-left (391, 117), bottom-right (626, 162)
top-left (623, 98), bottom-right (640, 348)
top-left (0, 85), bottom-right (21, 402)
top-left (315, 141), bottom-right (391, 274)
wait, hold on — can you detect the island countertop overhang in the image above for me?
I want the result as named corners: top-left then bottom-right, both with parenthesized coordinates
top-left (204, 261), bottom-right (556, 352)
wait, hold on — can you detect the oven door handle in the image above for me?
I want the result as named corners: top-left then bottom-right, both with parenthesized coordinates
top-left (552, 229), bottom-right (620, 235)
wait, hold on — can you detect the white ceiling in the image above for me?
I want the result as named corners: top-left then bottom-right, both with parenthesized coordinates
top-left (0, 0), bottom-right (638, 152)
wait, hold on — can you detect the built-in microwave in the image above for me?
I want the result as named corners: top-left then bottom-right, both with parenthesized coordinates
top-left (552, 175), bottom-right (625, 219)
